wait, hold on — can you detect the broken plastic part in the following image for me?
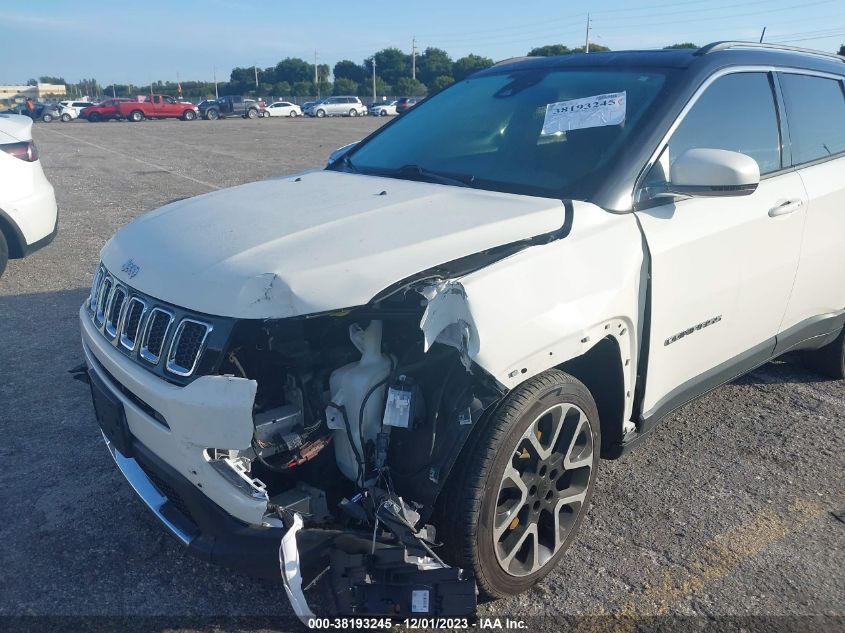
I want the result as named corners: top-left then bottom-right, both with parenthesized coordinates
top-left (279, 513), bottom-right (315, 624)
top-left (419, 281), bottom-right (478, 370)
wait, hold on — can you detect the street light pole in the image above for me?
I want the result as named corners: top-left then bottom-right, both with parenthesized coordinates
top-left (585, 13), bottom-right (591, 53)
top-left (372, 57), bottom-right (377, 102)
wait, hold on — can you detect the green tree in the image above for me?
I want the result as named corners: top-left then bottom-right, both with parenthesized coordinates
top-left (292, 80), bottom-right (314, 97)
top-left (430, 75), bottom-right (455, 92)
top-left (395, 77), bottom-right (427, 97)
top-left (333, 78), bottom-right (358, 95)
top-left (664, 43), bottom-right (698, 49)
top-left (417, 47), bottom-right (453, 86)
top-left (38, 76), bottom-right (66, 85)
top-left (572, 44), bottom-right (611, 53)
top-left (839, 44), bottom-right (845, 56)
top-left (275, 58), bottom-right (314, 85)
top-left (316, 79), bottom-right (333, 98)
top-left (274, 81), bottom-right (291, 96)
top-left (334, 60), bottom-right (365, 83)
top-left (374, 48), bottom-right (411, 86)
top-left (453, 54), bottom-right (494, 80)
top-left (528, 44), bottom-right (571, 56)
top-left (26, 78), bottom-right (38, 86)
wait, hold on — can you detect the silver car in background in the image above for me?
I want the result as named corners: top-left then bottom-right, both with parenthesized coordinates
top-left (305, 96), bottom-right (367, 117)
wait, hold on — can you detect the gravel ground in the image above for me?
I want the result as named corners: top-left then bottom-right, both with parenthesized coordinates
top-left (0, 117), bottom-right (842, 631)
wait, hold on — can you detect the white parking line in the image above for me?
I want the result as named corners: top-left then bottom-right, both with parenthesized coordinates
top-left (40, 127), bottom-right (221, 191)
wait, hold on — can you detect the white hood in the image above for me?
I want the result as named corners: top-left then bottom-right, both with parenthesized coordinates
top-left (102, 170), bottom-right (567, 318)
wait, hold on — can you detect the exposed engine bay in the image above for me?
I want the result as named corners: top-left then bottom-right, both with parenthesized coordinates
top-left (211, 286), bottom-right (501, 618)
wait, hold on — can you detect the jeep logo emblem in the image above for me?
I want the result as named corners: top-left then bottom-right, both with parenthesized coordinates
top-left (121, 259), bottom-right (140, 279)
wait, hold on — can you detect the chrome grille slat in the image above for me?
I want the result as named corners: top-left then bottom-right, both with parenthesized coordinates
top-left (105, 286), bottom-right (127, 338)
top-left (140, 308), bottom-right (174, 365)
top-left (119, 298), bottom-right (147, 351)
top-left (95, 276), bottom-right (113, 327)
top-left (166, 319), bottom-right (213, 377)
top-left (89, 265), bottom-right (105, 311)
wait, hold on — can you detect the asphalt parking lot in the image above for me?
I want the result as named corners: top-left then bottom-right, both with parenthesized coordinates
top-left (1, 116), bottom-right (843, 629)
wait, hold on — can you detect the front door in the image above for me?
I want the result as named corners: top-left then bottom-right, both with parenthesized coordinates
top-left (635, 71), bottom-right (805, 420)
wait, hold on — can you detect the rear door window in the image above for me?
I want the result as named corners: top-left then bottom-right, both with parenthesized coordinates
top-left (779, 73), bottom-right (845, 165)
top-left (669, 72), bottom-right (782, 175)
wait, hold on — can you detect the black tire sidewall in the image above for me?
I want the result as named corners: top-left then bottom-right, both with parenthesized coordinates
top-left (473, 374), bottom-right (601, 597)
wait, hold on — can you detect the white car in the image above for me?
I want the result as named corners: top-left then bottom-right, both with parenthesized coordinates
top-left (0, 114), bottom-right (58, 277)
top-left (264, 101), bottom-right (302, 117)
top-left (58, 100), bottom-right (95, 122)
top-left (370, 100), bottom-right (398, 116)
top-left (79, 43), bottom-right (845, 619)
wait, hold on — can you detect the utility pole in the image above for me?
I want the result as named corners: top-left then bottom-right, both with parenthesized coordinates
top-left (412, 37), bottom-right (417, 80)
top-left (314, 50), bottom-right (319, 98)
top-left (112, 84), bottom-right (116, 98)
top-left (585, 13), bottom-right (591, 53)
top-left (213, 66), bottom-right (218, 99)
top-left (254, 64), bottom-right (259, 88)
top-left (372, 57), bottom-right (377, 102)
top-left (759, 27), bottom-right (767, 43)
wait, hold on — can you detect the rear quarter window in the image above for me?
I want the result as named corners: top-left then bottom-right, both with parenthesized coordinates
top-left (779, 73), bottom-right (845, 165)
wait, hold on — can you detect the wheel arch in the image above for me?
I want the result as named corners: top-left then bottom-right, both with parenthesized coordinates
top-left (0, 208), bottom-right (27, 258)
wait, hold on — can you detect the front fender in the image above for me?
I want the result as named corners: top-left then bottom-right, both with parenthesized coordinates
top-left (422, 201), bottom-right (644, 422)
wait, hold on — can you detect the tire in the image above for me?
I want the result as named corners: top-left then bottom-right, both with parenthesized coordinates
top-left (316, 109), bottom-right (326, 118)
top-left (61, 113), bottom-right (71, 122)
top-left (42, 114), bottom-right (53, 123)
top-left (182, 109), bottom-right (196, 121)
top-left (129, 110), bottom-right (144, 122)
top-left (88, 113), bottom-right (101, 123)
top-left (289, 110), bottom-right (297, 117)
top-left (262, 110), bottom-right (270, 118)
top-left (246, 108), bottom-right (258, 119)
top-left (349, 108), bottom-right (357, 117)
top-left (802, 328), bottom-right (845, 379)
top-left (436, 369), bottom-right (600, 599)
top-left (0, 231), bottom-right (7, 279)
top-left (205, 109), bottom-right (219, 120)
top-left (380, 110), bottom-right (388, 116)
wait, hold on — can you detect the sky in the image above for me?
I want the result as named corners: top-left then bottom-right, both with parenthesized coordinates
top-left (1, 0), bottom-right (843, 85)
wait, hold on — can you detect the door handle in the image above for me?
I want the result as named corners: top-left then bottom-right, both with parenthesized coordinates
top-left (768, 199), bottom-right (804, 217)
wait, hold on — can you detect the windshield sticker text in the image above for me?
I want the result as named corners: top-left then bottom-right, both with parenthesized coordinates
top-left (541, 91), bottom-right (627, 135)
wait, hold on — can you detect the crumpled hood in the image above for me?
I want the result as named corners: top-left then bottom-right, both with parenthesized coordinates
top-left (101, 170), bottom-right (566, 318)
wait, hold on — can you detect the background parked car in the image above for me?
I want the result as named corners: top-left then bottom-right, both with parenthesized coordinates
top-left (200, 96), bottom-right (261, 120)
top-left (305, 96), bottom-right (367, 118)
top-left (80, 99), bottom-right (131, 122)
top-left (370, 100), bottom-right (398, 116)
top-left (58, 100), bottom-right (96, 120)
top-left (11, 103), bottom-right (62, 123)
top-left (264, 101), bottom-right (302, 117)
top-left (395, 97), bottom-right (418, 114)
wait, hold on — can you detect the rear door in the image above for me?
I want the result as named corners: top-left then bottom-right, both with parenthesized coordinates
top-left (634, 70), bottom-right (806, 420)
top-left (776, 72), bottom-right (845, 337)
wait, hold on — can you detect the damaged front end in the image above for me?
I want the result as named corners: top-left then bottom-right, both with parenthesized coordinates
top-left (202, 279), bottom-right (502, 618)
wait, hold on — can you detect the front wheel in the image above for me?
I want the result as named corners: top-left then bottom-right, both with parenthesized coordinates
top-left (348, 108), bottom-right (358, 117)
top-left (246, 108), bottom-right (258, 119)
top-left (289, 110), bottom-right (297, 117)
top-left (61, 113), bottom-right (71, 122)
top-left (205, 109), bottom-right (219, 120)
top-left (437, 369), bottom-right (600, 598)
top-left (262, 110), bottom-right (270, 118)
top-left (315, 109), bottom-right (326, 118)
top-left (42, 114), bottom-right (53, 123)
top-left (88, 113), bottom-right (101, 122)
top-left (129, 110), bottom-right (144, 122)
top-left (182, 109), bottom-right (196, 121)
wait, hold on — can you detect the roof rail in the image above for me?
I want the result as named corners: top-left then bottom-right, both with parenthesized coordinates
top-left (695, 41), bottom-right (845, 63)
top-left (493, 56), bottom-right (534, 66)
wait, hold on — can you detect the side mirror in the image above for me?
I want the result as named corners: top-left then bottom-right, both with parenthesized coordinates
top-left (649, 148), bottom-right (760, 199)
top-left (327, 142), bottom-right (358, 167)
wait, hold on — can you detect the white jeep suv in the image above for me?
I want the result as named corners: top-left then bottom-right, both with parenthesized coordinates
top-left (79, 42), bottom-right (845, 619)
top-left (0, 114), bottom-right (58, 277)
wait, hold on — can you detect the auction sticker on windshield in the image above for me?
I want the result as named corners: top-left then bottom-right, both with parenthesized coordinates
top-left (541, 91), bottom-right (626, 135)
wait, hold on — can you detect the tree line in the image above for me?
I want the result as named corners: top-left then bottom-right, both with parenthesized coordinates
top-left (28, 43), bottom-right (845, 101)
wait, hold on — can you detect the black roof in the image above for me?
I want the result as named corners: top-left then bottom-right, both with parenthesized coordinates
top-left (482, 42), bottom-right (845, 77)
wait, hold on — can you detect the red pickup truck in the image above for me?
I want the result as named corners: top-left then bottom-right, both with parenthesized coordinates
top-left (117, 95), bottom-right (199, 122)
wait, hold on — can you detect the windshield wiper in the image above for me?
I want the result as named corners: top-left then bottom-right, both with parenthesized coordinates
top-left (386, 164), bottom-right (473, 188)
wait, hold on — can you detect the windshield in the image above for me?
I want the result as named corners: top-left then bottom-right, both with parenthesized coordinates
top-left (340, 67), bottom-right (674, 200)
